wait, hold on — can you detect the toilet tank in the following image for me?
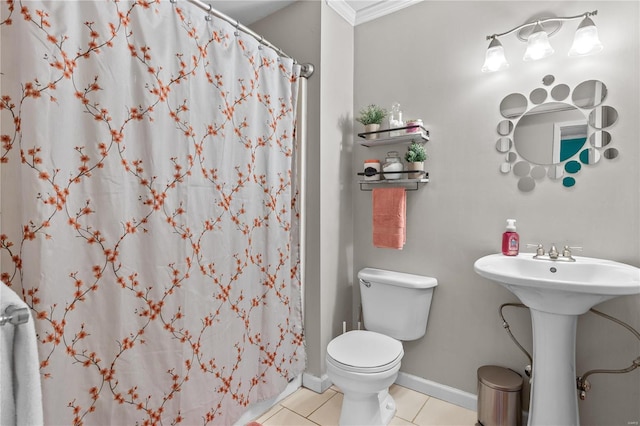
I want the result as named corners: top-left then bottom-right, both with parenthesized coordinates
top-left (358, 268), bottom-right (437, 341)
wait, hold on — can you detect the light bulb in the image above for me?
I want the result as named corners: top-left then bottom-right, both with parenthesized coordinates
top-left (523, 23), bottom-right (554, 61)
top-left (568, 17), bottom-right (603, 56)
top-left (482, 38), bottom-right (509, 73)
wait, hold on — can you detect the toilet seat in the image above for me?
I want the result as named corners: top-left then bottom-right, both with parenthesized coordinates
top-left (327, 330), bottom-right (403, 374)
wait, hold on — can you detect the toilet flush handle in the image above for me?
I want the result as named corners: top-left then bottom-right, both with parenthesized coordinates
top-left (361, 279), bottom-right (371, 288)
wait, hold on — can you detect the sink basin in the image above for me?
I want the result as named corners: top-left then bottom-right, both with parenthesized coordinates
top-left (474, 253), bottom-right (640, 426)
top-left (474, 253), bottom-right (640, 315)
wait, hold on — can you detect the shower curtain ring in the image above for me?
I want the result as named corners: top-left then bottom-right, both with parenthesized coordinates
top-left (205, 4), bottom-right (212, 21)
top-left (234, 21), bottom-right (240, 36)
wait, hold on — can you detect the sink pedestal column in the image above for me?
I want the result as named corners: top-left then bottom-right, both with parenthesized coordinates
top-left (528, 309), bottom-right (579, 426)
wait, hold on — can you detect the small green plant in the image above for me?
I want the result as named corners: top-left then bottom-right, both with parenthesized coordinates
top-left (355, 104), bottom-right (387, 125)
top-left (404, 142), bottom-right (427, 162)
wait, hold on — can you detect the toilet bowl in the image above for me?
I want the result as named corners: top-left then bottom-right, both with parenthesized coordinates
top-left (326, 330), bottom-right (403, 425)
top-left (326, 268), bottom-right (437, 426)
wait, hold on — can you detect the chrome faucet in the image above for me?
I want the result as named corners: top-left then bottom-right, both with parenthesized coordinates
top-left (527, 243), bottom-right (582, 262)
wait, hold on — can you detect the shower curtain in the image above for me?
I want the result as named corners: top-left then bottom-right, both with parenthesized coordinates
top-left (0, 1), bottom-right (305, 424)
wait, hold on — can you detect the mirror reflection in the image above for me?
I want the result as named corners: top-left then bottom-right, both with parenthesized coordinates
top-left (572, 80), bottom-right (607, 108)
top-left (496, 137), bottom-right (512, 152)
top-left (500, 93), bottom-right (528, 119)
top-left (530, 88), bottom-right (547, 105)
top-left (497, 120), bottom-right (514, 136)
top-left (495, 77), bottom-right (620, 191)
top-left (513, 103), bottom-right (587, 165)
top-left (551, 84), bottom-right (570, 101)
top-left (604, 148), bottom-right (619, 159)
top-left (589, 106), bottom-right (618, 129)
top-left (590, 131), bottom-right (611, 148)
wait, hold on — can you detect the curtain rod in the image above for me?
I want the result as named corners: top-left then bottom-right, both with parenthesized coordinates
top-left (173, 0), bottom-right (314, 78)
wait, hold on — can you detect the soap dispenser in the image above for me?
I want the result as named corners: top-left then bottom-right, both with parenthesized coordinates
top-left (502, 219), bottom-right (519, 256)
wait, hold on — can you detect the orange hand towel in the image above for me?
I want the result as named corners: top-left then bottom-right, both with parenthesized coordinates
top-left (372, 187), bottom-right (406, 249)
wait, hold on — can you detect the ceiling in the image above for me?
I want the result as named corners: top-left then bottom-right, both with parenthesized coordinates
top-left (213, 0), bottom-right (419, 26)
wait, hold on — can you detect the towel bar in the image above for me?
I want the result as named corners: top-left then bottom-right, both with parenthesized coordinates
top-left (0, 304), bottom-right (30, 326)
top-left (358, 172), bottom-right (429, 191)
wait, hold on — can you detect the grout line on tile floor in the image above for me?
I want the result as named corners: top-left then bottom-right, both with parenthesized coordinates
top-left (410, 396), bottom-right (430, 423)
top-left (306, 391), bottom-right (340, 421)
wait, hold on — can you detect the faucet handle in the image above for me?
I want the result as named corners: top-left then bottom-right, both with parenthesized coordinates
top-left (562, 245), bottom-right (583, 257)
top-left (527, 244), bottom-right (545, 256)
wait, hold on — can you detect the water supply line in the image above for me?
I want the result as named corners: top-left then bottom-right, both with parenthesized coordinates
top-left (576, 308), bottom-right (640, 400)
top-left (499, 303), bottom-right (640, 399)
top-left (499, 303), bottom-right (532, 377)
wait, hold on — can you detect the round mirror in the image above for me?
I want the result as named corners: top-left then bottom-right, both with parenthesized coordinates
top-left (551, 84), bottom-right (570, 101)
top-left (572, 80), bottom-right (607, 109)
top-left (518, 177), bottom-right (535, 192)
top-left (494, 77), bottom-right (619, 191)
top-left (530, 88), bottom-right (547, 105)
top-left (589, 131), bottom-right (611, 148)
top-left (531, 165), bottom-right (546, 179)
top-left (500, 93), bottom-right (528, 119)
top-left (580, 148), bottom-right (601, 165)
top-left (496, 138), bottom-right (512, 152)
top-left (513, 161), bottom-right (530, 177)
top-left (547, 165), bottom-right (563, 180)
top-left (513, 102), bottom-right (587, 165)
top-left (497, 120), bottom-right (514, 136)
top-left (588, 106), bottom-right (618, 129)
top-left (604, 147), bottom-right (619, 160)
top-left (565, 160), bottom-right (581, 174)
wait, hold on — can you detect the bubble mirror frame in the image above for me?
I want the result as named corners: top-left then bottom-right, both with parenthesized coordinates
top-left (495, 76), bottom-right (619, 192)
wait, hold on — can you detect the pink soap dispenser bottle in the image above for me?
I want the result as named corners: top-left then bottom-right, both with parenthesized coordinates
top-left (502, 219), bottom-right (519, 256)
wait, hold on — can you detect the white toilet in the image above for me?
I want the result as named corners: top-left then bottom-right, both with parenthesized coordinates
top-left (326, 268), bottom-right (437, 425)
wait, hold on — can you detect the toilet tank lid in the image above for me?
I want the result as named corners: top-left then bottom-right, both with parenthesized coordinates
top-left (358, 268), bottom-right (437, 289)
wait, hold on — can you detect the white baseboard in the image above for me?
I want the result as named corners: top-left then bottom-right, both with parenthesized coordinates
top-left (302, 372), bottom-right (333, 394)
top-left (395, 371), bottom-right (478, 412)
top-left (303, 369), bottom-right (477, 411)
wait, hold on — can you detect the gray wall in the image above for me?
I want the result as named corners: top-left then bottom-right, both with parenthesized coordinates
top-left (257, 1), bottom-right (640, 424)
top-left (353, 1), bottom-right (639, 425)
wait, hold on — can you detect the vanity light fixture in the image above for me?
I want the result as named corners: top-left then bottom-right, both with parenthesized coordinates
top-left (522, 23), bottom-right (554, 61)
top-left (482, 10), bottom-right (602, 73)
top-left (568, 16), bottom-right (603, 56)
top-left (481, 37), bottom-right (509, 72)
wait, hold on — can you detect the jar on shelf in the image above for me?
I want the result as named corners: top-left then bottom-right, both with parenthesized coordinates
top-left (382, 151), bottom-right (404, 180)
top-left (363, 159), bottom-right (381, 181)
top-left (405, 119), bottom-right (423, 134)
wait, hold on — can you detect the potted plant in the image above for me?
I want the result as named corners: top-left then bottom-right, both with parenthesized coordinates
top-left (404, 142), bottom-right (427, 178)
top-left (356, 104), bottom-right (387, 139)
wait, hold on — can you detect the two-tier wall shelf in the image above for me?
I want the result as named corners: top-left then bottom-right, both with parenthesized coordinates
top-left (357, 125), bottom-right (429, 147)
top-left (357, 125), bottom-right (430, 190)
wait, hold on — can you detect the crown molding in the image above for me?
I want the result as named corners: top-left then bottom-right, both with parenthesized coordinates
top-left (326, 0), bottom-right (421, 26)
top-left (326, 0), bottom-right (357, 26)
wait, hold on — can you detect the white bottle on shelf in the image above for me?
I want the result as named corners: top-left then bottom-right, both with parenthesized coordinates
top-left (389, 102), bottom-right (403, 137)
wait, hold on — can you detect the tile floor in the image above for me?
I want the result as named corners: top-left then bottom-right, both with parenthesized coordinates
top-left (250, 384), bottom-right (477, 426)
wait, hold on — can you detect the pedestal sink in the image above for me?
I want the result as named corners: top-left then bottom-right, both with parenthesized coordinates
top-left (474, 253), bottom-right (640, 426)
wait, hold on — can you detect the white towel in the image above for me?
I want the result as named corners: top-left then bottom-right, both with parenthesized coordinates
top-left (1, 281), bottom-right (43, 426)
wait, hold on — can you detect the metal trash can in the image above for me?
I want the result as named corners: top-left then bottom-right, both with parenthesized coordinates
top-left (477, 365), bottom-right (523, 426)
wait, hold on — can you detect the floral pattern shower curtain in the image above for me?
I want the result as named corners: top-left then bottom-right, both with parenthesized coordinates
top-left (0, 1), bottom-right (305, 424)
